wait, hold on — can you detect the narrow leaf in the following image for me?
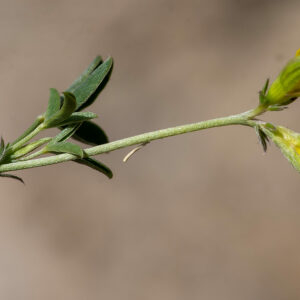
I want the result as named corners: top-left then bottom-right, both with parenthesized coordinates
top-left (0, 137), bottom-right (5, 158)
top-left (0, 138), bottom-right (7, 163)
top-left (0, 173), bottom-right (24, 184)
top-left (45, 142), bottom-right (83, 157)
top-left (67, 56), bottom-right (103, 92)
top-left (71, 57), bottom-right (113, 110)
top-left (56, 112), bottom-right (97, 127)
top-left (11, 137), bottom-right (52, 159)
top-left (44, 92), bottom-right (77, 128)
top-left (45, 88), bottom-right (61, 120)
top-left (0, 137), bottom-right (4, 151)
top-left (74, 157), bottom-right (113, 179)
top-left (52, 124), bottom-right (82, 143)
top-left (77, 61), bottom-right (113, 111)
top-left (71, 121), bottom-right (109, 146)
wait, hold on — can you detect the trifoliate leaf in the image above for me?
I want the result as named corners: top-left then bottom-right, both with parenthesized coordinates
top-left (74, 157), bottom-right (113, 178)
top-left (71, 120), bottom-right (109, 146)
top-left (45, 142), bottom-right (83, 157)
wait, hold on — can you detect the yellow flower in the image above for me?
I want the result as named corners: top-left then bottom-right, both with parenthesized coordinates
top-left (262, 124), bottom-right (300, 172)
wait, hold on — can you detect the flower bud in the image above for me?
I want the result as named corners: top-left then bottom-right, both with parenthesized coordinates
top-left (265, 50), bottom-right (300, 106)
top-left (262, 124), bottom-right (300, 172)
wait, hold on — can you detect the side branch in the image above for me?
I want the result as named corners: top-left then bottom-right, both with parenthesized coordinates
top-left (0, 114), bottom-right (259, 173)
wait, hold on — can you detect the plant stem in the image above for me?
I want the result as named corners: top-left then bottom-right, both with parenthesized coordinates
top-left (0, 110), bottom-right (260, 173)
top-left (10, 116), bottom-right (44, 146)
top-left (9, 123), bottom-right (45, 153)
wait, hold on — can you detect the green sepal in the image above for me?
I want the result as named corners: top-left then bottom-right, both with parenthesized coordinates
top-left (67, 56), bottom-right (103, 92)
top-left (70, 121), bottom-right (109, 146)
top-left (255, 126), bottom-right (269, 152)
top-left (45, 142), bottom-right (83, 158)
top-left (259, 79), bottom-right (270, 105)
top-left (267, 105), bottom-right (287, 111)
top-left (45, 88), bottom-right (61, 120)
top-left (74, 157), bottom-right (113, 178)
top-left (68, 57), bottom-right (113, 110)
top-left (264, 123), bottom-right (277, 133)
top-left (259, 91), bottom-right (268, 105)
top-left (44, 92), bottom-right (77, 128)
top-left (262, 78), bottom-right (269, 95)
top-left (56, 112), bottom-right (97, 127)
top-left (0, 173), bottom-right (24, 184)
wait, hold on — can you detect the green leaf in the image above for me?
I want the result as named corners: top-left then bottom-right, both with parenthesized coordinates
top-left (52, 124), bottom-right (82, 143)
top-left (45, 142), bottom-right (83, 157)
top-left (71, 121), bottom-right (109, 146)
top-left (70, 57), bottom-right (113, 110)
top-left (56, 112), bottom-right (97, 127)
top-left (44, 92), bottom-right (77, 128)
top-left (74, 157), bottom-right (113, 178)
top-left (11, 137), bottom-right (52, 159)
top-left (68, 56), bottom-right (103, 92)
top-left (77, 61), bottom-right (113, 111)
top-left (0, 173), bottom-right (24, 184)
top-left (0, 138), bottom-right (11, 164)
top-left (0, 137), bottom-right (4, 151)
top-left (45, 88), bottom-right (60, 120)
top-left (0, 137), bottom-right (5, 158)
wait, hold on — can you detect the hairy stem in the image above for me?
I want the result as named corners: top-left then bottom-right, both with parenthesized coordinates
top-left (9, 123), bottom-right (45, 153)
top-left (0, 110), bottom-right (260, 173)
top-left (10, 116), bottom-right (44, 146)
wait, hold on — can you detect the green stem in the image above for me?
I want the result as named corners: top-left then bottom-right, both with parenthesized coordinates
top-left (10, 116), bottom-right (44, 146)
top-left (9, 123), bottom-right (45, 153)
top-left (11, 137), bottom-right (52, 160)
top-left (18, 148), bottom-right (46, 161)
top-left (0, 110), bottom-right (260, 173)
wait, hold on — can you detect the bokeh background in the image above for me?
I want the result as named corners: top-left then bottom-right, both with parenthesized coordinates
top-left (0, 0), bottom-right (300, 299)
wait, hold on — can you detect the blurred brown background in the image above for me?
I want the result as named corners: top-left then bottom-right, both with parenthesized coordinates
top-left (0, 0), bottom-right (300, 299)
